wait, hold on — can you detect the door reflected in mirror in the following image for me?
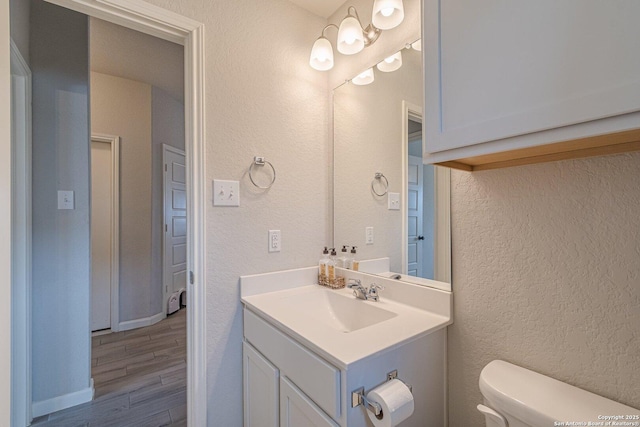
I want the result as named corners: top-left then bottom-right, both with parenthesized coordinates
top-left (333, 42), bottom-right (451, 291)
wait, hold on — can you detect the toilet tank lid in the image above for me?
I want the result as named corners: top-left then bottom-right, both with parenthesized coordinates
top-left (479, 360), bottom-right (639, 425)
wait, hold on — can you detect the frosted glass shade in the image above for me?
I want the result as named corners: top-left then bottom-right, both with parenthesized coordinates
top-left (309, 37), bottom-right (334, 71)
top-left (337, 16), bottom-right (365, 55)
top-left (377, 51), bottom-right (402, 72)
top-left (372, 0), bottom-right (404, 30)
top-left (411, 39), bottom-right (422, 51)
top-left (352, 68), bottom-right (375, 85)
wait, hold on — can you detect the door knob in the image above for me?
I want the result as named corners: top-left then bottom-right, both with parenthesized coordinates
top-left (417, 236), bottom-right (424, 240)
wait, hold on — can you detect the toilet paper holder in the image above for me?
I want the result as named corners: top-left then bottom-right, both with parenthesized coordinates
top-left (351, 370), bottom-right (413, 418)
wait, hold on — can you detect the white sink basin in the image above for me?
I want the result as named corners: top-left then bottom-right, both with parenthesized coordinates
top-left (281, 288), bottom-right (397, 333)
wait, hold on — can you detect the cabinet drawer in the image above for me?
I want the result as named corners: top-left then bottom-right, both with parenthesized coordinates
top-left (244, 309), bottom-right (341, 420)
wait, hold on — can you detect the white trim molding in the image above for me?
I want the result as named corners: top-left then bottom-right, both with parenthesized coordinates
top-left (44, 1), bottom-right (207, 425)
top-left (32, 379), bottom-right (94, 418)
top-left (11, 39), bottom-right (33, 427)
top-left (91, 134), bottom-right (121, 333)
top-left (118, 312), bottom-right (165, 332)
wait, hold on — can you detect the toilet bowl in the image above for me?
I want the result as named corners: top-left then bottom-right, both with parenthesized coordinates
top-left (478, 360), bottom-right (639, 427)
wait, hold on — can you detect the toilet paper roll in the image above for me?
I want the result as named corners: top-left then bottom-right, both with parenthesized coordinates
top-left (365, 379), bottom-right (415, 427)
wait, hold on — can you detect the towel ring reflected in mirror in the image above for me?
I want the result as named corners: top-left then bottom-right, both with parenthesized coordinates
top-left (249, 156), bottom-right (276, 189)
top-left (371, 172), bottom-right (389, 196)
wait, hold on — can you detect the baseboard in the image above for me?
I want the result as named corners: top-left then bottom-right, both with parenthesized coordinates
top-left (32, 379), bottom-right (94, 417)
top-left (118, 311), bottom-right (165, 332)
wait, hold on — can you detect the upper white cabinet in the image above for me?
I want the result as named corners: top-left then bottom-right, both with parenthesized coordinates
top-left (423, 0), bottom-right (640, 170)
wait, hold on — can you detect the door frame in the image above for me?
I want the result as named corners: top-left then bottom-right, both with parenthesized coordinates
top-left (401, 101), bottom-right (451, 283)
top-left (162, 144), bottom-right (186, 314)
top-left (41, 1), bottom-right (207, 424)
top-left (11, 38), bottom-right (32, 427)
top-left (91, 134), bottom-right (120, 332)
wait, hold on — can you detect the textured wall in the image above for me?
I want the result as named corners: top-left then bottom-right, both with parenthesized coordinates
top-left (449, 152), bottom-right (640, 426)
top-left (124, 0), bottom-right (330, 425)
top-left (91, 72), bottom-right (154, 322)
top-left (333, 48), bottom-right (422, 272)
top-left (31, 1), bottom-right (91, 403)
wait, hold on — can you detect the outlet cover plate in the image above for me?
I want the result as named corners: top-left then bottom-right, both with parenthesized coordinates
top-left (388, 192), bottom-right (400, 210)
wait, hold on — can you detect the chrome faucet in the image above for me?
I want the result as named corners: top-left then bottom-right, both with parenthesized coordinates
top-left (347, 279), bottom-right (384, 302)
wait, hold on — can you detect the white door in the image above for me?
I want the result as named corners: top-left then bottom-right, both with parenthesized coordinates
top-left (280, 377), bottom-right (338, 427)
top-left (163, 145), bottom-right (187, 310)
top-left (244, 342), bottom-right (279, 427)
top-left (407, 155), bottom-right (424, 277)
top-left (91, 141), bottom-right (113, 331)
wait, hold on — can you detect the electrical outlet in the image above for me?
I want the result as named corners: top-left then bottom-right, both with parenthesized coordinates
top-left (366, 227), bottom-right (374, 245)
top-left (268, 230), bottom-right (281, 252)
top-left (213, 180), bottom-right (240, 206)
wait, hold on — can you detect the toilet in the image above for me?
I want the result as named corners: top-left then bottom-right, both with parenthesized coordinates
top-left (478, 360), bottom-right (639, 427)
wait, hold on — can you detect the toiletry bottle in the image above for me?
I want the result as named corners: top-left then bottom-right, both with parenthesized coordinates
top-left (338, 245), bottom-right (349, 268)
top-left (318, 246), bottom-right (329, 286)
top-left (350, 246), bottom-right (359, 271)
top-left (328, 248), bottom-right (337, 287)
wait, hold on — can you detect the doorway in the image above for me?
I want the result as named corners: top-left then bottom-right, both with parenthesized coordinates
top-left (90, 135), bottom-right (120, 332)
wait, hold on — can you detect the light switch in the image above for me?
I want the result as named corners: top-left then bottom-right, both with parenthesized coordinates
top-left (58, 191), bottom-right (74, 210)
top-left (388, 192), bottom-right (400, 210)
top-left (268, 230), bottom-right (281, 252)
top-left (213, 180), bottom-right (240, 206)
top-left (366, 227), bottom-right (374, 245)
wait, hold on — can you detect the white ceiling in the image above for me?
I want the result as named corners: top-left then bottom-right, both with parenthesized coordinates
top-left (90, 17), bottom-right (184, 102)
top-left (287, 0), bottom-right (345, 18)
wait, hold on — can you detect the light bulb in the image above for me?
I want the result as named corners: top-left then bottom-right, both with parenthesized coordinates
top-left (372, 0), bottom-right (404, 30)
top-left (381, 7), bottom-right (394, 17)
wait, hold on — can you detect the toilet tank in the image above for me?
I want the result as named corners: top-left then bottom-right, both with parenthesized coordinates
top-left (478, 360), bottom-right (639, 427)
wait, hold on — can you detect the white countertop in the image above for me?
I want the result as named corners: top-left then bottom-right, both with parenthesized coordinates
top-left (240, 267), bottom-right (452, 369)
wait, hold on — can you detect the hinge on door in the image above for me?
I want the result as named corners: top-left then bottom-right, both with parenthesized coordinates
top-left (164, 164), bottom-right (168, 172)
top-left (165, 224), bottom-right (168, 232)
top-left (190, 271), bottom-right (194, 285)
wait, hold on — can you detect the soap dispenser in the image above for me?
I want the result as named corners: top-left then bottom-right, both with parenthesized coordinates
top-left (350, 246), bottom-right (359, 271)
top-left (338, 245), bottom-right (349, 268)
top-left (328, 248), bottom-right (337, 288)
top-left (318, 246), bottom-right (329, 286)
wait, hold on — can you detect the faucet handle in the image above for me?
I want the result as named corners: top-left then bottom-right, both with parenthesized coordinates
top-left (368, 283), bottom-right (384, 292)
top-left (347, 278), bottom-right (362, 288)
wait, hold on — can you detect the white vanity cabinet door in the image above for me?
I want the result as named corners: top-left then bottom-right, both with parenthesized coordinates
top-left (244, 342), bottom-right (279, 427)
top-left (424, 0), bottom-right (640, 161)
top-left (280, 377), bottom-right (339, 427)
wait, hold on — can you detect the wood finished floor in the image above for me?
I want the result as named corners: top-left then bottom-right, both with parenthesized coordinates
top-left (32, 309), bottom-right (187, 427)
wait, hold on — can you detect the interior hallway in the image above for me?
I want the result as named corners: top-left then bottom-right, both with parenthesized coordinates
top-left (32, 309), bottom-right (187, 427)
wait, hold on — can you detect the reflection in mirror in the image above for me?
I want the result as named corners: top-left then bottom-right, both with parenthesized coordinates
top-left (333, 43), bottom-right (451, 291)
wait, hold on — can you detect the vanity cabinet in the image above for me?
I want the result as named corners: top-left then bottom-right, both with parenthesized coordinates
top-left (243, 342), bottom-right (279, 427)
top-left (423, 0), bottom-right (640, 171)
top-left (280, 377), bottom-right (339, 427)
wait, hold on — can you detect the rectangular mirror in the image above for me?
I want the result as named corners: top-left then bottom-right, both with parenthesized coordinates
top-left (333, 39), bottom-right (451, 291)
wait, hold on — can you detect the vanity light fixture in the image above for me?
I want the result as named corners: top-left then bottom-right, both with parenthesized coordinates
top-left (376, 51), bottom-right (402, 72)
top-left (352, 68), bottom-right (375, 85)
top-left (309, 1), bottom-right (405, 71)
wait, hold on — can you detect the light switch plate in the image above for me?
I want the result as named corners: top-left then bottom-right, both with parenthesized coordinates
top-left (58, 190), bottom-right (74, 210)
top-left (388, 192), bottom-right (400, 210)
top-left (213, 180), bottom-right (240, 206)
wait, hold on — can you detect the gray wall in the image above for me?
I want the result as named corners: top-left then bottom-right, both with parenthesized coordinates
top-left (9, 0), bottom-right (29, 64)
top-left (449, 152), bottom-right (640, 425)
top-left (151, 86), bottom-right (184, 313)
top-left (31, 0), bottom-right (91, 403)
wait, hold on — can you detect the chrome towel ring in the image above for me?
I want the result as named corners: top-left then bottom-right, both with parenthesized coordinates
top-left (249, 156), bottom-right (276, 189)
top-left (371, 172), bottom-right (388, 196)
